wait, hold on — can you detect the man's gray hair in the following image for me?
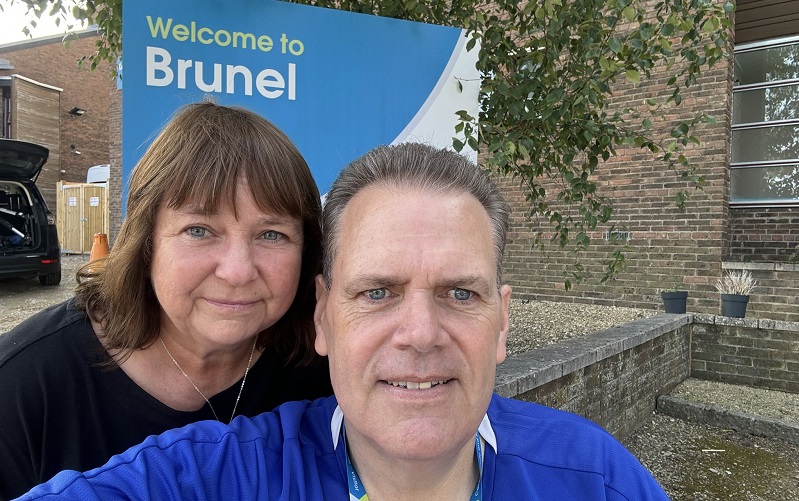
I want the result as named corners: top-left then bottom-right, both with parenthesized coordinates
top-left (322, 142), bottom-right (510, 288)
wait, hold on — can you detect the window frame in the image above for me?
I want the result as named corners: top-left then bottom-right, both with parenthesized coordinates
top-left (731, 35), bottom-right (799, 207)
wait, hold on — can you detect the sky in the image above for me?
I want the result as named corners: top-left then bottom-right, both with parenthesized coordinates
top-left (0, 2), bottom-right (86, 45)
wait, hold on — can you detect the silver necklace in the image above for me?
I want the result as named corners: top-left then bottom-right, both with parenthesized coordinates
top-left (160, 337), bottom-right (257, 424)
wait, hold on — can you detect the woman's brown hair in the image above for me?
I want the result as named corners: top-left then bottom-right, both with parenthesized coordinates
top-left (75, 101), bottom-right (322, 365)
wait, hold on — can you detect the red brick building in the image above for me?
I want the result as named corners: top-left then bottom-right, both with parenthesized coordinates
top-left (0, 30), bottom-right (113, 211)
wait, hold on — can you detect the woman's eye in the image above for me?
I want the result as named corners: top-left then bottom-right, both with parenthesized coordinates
top-left (262, 231), bottom-right (280, 241)
top-left (187, 227), bottom-right (207, 238)
top-left (366, 288), bottom-right (388, 301)
top-left (449, 288), bottom-right (472, 301)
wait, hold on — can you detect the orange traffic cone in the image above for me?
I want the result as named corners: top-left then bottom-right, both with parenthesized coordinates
top-left (89, 233), bottom-right (110, 261)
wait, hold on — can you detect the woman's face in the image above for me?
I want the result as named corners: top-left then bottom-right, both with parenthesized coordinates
top-left (150, 178), bottom-right (304, 353)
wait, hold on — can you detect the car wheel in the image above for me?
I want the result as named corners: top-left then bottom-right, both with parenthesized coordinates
top-left (39, 272), bottom-right (61, 286)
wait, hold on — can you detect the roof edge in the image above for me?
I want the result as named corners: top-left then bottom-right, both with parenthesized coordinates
top-left (0, 26), bottom-right (101, 52)
top-left (10, 74), bottom-right (63, 92)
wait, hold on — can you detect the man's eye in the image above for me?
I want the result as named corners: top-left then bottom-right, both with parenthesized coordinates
top-left (449, 288), bottom-right (472, 301)
top-left (262, 230), bottom-right (280, 241)
top-left (366, 288), bottom-right (388, 301)
top-left (187, 227), bottom-right (207, 238)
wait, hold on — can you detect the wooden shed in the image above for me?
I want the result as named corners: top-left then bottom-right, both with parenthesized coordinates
top-left (2, 74), bottom-right (62, 212)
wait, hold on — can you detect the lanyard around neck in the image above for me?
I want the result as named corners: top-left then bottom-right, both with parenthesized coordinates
top-left (344, 432), bottom-right (484, 501)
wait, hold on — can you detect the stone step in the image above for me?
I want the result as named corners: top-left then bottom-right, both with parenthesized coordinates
top-left (657, 378), bottom-right (799, 446)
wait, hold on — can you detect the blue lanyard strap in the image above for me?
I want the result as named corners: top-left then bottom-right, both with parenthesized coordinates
top-left (345, 432), bottom-right (484, 501)
top-left (345, 439), bottom-right (368, 501)
top-left (473, 433), bottom-right (483, 500)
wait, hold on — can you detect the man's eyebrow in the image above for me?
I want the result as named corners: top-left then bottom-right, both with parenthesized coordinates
top-left (342, 274), bottom-right (406, 291)
top-left (445, 276), bottom-right (494, 294)
top-left (347, 273), bottom-right (406, 288)
top-left (340, 274), bottom-right (494, 293)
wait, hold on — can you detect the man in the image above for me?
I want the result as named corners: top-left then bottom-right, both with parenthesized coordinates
top-left (17, 143), bottom-right (668, 500)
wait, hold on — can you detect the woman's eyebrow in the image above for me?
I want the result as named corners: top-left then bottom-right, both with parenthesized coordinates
top-left (172, 204), bottom-right (216, 216)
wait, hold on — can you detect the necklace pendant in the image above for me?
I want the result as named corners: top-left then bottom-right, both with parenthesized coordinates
top-left (160, 337), bottom-right (257, 424)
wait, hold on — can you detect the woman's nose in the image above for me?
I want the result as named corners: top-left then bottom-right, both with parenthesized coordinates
top-left (215, 238), bottom-right (259, 285)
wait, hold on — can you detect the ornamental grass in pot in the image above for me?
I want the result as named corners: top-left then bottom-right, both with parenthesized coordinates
top-left (715, 270), bottom-right (757, 318)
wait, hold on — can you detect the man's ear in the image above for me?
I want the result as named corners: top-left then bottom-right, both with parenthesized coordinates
top-left (496, 285), bottom-right (512, 365)
top-left (314, 274), bottom-right (330, 356)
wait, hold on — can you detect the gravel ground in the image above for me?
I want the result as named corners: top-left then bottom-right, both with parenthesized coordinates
top-left (506, 299), bottom-right (656, 356)
top-left (624, 413), bottom-right (799, 500)
top-left (2, 254), bottom-right (798, 498)
top-left (0, 254), bottom-right (84, 332)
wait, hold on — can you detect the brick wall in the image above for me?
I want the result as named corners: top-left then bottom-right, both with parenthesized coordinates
top-left (496, 315), bottom-right (691, 439)
top-left (691, 315), bottom-right (799, 393)
top-left (500, 0), bottom-right (733, 317)
top-left (728, 207), bottom-right (799, 263)
top-left (109, 89), bottom-right (122, 244)
top-left (496, 312), bottom-right (797, 440)
top-left (0, 32), bottom-right (113, 209)
top-left (500, 3), bottom-right (798, 322)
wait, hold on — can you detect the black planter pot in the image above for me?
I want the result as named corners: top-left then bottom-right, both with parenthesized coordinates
top-left (661, 291), bottom-right (688, 314)
top-left (721, 293), bottom-right (749, 318)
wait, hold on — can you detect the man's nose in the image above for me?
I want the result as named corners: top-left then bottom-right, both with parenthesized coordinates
top-left (393, 293), bottom-right (447, 352)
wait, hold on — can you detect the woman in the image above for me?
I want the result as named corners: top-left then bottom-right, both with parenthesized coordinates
top-left (0, 101), bottom-right (332, 500)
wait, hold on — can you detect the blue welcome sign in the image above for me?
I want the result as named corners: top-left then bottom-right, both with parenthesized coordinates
top-left (122, 0), bottom-right (479, 202)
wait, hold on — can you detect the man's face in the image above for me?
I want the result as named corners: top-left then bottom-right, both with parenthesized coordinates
top-left (315, 184), bottom-right (511, 464)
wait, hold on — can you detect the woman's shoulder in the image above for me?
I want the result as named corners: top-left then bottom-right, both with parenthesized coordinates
top-left (0, 298), bottom-right (96, 370)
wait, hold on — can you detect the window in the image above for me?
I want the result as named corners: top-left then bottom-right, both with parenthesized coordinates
top-left (731, 36), bottom-right (799, 205)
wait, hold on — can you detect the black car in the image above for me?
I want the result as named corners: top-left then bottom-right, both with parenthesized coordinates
top-left (0, 139), bottom-right (61, 285)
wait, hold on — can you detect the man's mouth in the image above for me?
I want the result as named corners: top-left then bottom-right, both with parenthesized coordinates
top-left (385, 380), bottom-right (449, 390)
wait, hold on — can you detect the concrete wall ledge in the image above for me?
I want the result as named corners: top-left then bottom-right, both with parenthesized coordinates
top-left (693, 314), bottom-right (799, 332)
top-left (495, 313), bottom-right (691, 398)
top-left (723, 261), bottom-right (799, 273)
